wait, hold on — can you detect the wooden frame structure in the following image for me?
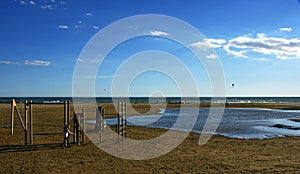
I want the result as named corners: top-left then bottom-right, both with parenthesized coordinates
top-left (73, 108), bottom-right (85, 145)
top-left (7, 99), bottom-right (126, 145)
top-left (96, 106), bottom-right (105, 143)
top-left (10, 99), bottom-right (70, 146)
top-left (73, 106), bottom-right (105, 145)
top-left (117, 100), bottom-right (127, 142)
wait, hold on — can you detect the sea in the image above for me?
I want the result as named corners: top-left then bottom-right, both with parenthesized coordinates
top-left (1, 97), bottom-right (300, 139)
top-left (0, 96), bottom-right (300, 104)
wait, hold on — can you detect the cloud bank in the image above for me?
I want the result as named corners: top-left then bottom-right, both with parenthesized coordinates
top-left (0, 60), bottom-right (51, 66)
top-left (57, 25), bottom-right (69, 29)
top-left (24, 60), bottom-right (51, 66)
top-left (149, 31), bottom-right (170, 36)
top-left (191, 30), bottom-right (300, 60)
top-left (279, 27), bottom-right (292, 32)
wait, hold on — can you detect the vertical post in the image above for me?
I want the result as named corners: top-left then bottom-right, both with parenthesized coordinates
top-left (124, 101), bottom-right (127, 138)
top-left (76, 113), bottom-right (80, 145)
top-left (73, 112), bottom-right (76, 144)
top-left (30, 100), bottom-right (33, 144)
top-left (117, 101), bottom-right (120, 143)
top-left (95, 108), bottom-right (99, 132)
top-left (100, 106), bottom-right (104, 143)
top-left (24, 100), bottom-right (28, 146)
top-left (123, 101), bottom-right (125, 138)
top-left (82, 108), bottom-right (85, 143)
top-left (64, 101), bottom-right (67, 126)
top-left (11, 99), bottom-right (15, 135)
top-left (67, 101), bottom-right (70, 124)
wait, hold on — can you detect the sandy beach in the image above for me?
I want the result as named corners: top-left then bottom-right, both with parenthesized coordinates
top-left (1, 102), bottom-right (300, 173)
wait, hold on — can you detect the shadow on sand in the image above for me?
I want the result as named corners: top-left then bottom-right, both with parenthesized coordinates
top-left (0, 143), bottom-right (63, 153)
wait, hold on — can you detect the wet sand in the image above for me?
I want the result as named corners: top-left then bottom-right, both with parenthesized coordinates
top-left (0, 102), bottom-right (300, 173)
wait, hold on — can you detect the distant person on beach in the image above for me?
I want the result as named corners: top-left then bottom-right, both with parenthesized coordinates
top-left (61, 123), bottom-right (73, 148)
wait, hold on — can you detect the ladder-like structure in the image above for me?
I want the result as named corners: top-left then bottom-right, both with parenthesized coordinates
top-left (117, 100), bottom-right (127, 142)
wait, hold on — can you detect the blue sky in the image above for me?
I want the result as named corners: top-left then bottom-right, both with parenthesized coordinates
top-left (1, 0), bottom-right (300, 97)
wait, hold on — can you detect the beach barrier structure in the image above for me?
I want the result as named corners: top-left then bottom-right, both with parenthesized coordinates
top-left (73, 109), bottom-right (85, 145)
top-left (73, 106), bottom-right (105, 145)
top-left (117, 100), bottom-right (127, 143)
top-left (96, 106), bottom-right (105, 143)
top-left (10, 99), bottom-right (33, 145)
top-left (9, 99), bottom-right (71, 146)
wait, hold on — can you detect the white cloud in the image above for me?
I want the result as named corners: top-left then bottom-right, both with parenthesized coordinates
top-left (57, 25), bottom-right (68, 29)
top-left (149, 31), bottom-right (170, 36)
top-left (29, 1), bottom-right (36, 5)
top-left (85, 13), bottom-right (93, 16)
top-left (190, 39), bottom-right (226, 49)
top-left (190, 33), bottom-right (300, 60)
top-left (74, 21), bottom-right (85, 29)
top-left (280, 27), bottom-right (292, 32)
top-left (40, 5), bottom-right (53, 10)
top-left (0, 59), bottom-right (52, 66)
top-left (20, 0), bottom-right (26, 5)
top-left (257, 58), bottom-right (270, 62)
top-left (15, 0), bottom-right (67, 10)
top-left (224, 33), bottom-right (300, 59)
top-left (206, 54), bottom-right (217, 59)
top-left (24, 60), bottom-right (51, 66)
top-left (223, 44), bottom-right (248, 58)
top-left (207, 38), bottom-right (227, 45)
top-left (0, 61), bottom-right (19, 65)
top-left (92, 25), bottom-right (99, 30)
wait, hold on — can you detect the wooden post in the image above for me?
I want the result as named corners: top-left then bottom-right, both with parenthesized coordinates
top-left (82, 108), bottom-right (85, 143)
top-left (95, 108), bottom-right (99, 132)
top-left (64, 101), bottom-right (67, 126)
top-left (73, 112), bottom-right (76, 144)
top-left (98, 106), bottom-right (104, 143)
top-left (11, 99), bottom-right (15, 135)
top-left (67, 101), bottom-right (70, 124)
top-left (24, 100), bottom-right (28, 146)
top-left (124, 101), bottom-right (127, 138)
top-left (75, 112), bottom-right (80, 145)
top-left (117, 101), bottom-right (120, 143)
top-left (29, 100), bottom-right (33, 144)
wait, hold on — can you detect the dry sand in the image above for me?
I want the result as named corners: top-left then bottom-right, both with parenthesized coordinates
top-left (0, 102), bottom-right (300, 173)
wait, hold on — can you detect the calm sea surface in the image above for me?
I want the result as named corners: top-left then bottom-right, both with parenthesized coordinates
top-left (1, 96), bottom-right (300, 103)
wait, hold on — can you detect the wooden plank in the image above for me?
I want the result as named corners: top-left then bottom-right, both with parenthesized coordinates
top-left (15, 104), bottom-right (25, 130)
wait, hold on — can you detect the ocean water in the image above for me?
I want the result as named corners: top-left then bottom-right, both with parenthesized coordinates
top-left (105, 107), bottom-right (300, 139)
top-left (0, 96), bottom-right (300, 103)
